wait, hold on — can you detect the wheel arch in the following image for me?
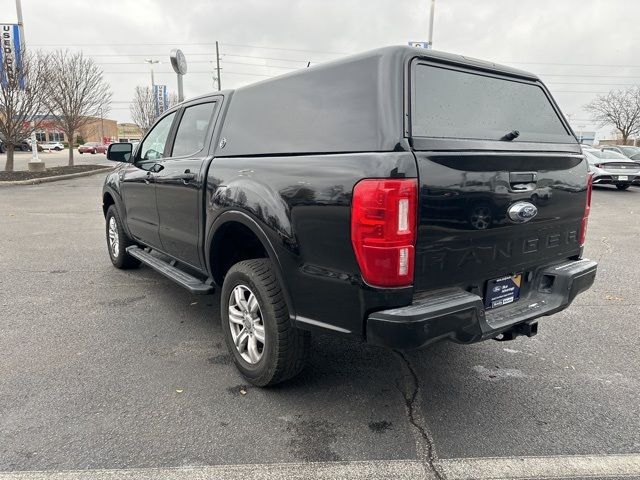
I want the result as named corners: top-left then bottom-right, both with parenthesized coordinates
top-left (206, 211), bottom-right (296, 319)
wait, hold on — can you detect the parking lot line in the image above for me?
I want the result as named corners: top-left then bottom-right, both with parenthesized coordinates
top-left (0, 454), bottom-right (639, 480)
top-left (0, 460), bottom-right (426, 480)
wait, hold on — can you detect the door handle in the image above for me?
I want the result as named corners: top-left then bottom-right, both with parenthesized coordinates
top-left (179, 170), bottom-right (196, 184)
top-left (509, 171), bottom-right (537, 191)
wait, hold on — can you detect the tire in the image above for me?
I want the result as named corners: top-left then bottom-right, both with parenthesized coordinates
top-left (91, 149), bottom-right (96, 154)
top-left (616, 184), bottom-right (630, 190)
top-left (105, 205), bottom-right (140, 269)
top-left (55, 147), bottom-right (61, 151)
top-left (221, 259), bottom-right (310, 386)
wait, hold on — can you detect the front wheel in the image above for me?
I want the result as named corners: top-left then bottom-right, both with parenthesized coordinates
top-left (105, 205), bottom-right (140, 269)
top-left (221, 259), bottom-right (310, 386)
top-left (616, 184), bottom-right (630, 190)
top-left (91, 149), bottom-right (96, 154)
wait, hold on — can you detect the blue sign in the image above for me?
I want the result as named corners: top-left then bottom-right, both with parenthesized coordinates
top-left (153, 84), bottom-right (168, 117)
top-left (408, 41), bottom-right (431, 49)
top-left (0, 24), bottom-right (25, 89)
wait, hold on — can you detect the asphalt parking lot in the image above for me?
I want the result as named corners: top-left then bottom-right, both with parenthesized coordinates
top-left (0, 174), bottom-right (638, 479)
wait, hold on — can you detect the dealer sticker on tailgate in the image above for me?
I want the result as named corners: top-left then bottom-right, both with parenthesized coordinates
top-left (484, 274), bottom-right (522, 310)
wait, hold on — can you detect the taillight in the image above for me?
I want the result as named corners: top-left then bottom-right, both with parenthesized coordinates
top-left (351, 178), bottom-right (417, 288)
top-left (579, 172), bottom-right (593, 246)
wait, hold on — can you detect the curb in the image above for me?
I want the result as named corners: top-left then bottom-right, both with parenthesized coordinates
top-left (0, 167), bottom-right (113, 186)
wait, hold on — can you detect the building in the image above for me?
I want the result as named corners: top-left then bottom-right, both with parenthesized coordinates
top-left (117, 123), bottom-right (143, 142)
top-left (32, 115), bottom-right (118, 145)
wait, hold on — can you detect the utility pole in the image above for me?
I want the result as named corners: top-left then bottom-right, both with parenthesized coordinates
top-left (144, 59), bottom-right (159, 87)
top-left (428, 0), bottom-right (436, 48)
top-left (215, 41), bottom-right (222, 91)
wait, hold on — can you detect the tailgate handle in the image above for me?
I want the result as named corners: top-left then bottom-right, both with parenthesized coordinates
top-left (510, 171), bottom-right (537, 190)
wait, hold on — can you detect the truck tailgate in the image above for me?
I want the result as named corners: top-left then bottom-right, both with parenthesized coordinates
top-left (413, 151), bottom-right (589, 293)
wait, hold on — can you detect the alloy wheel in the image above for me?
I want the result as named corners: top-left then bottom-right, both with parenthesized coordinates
top-left (228, 285), bottom-right (265, 364)
top-left (108, 216), bottom-right (120, 258)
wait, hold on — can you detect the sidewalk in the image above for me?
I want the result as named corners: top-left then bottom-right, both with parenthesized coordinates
top-left (0, 150), bottom-right (111, 171)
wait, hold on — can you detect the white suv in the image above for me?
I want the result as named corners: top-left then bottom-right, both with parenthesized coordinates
top-left (40, 141), bottom-right (65, 151)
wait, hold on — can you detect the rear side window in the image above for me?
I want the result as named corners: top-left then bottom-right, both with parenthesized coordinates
top-left (171, 102), bottom-right (215, 157)
top-left (411, 65), bottom-right (572, 143)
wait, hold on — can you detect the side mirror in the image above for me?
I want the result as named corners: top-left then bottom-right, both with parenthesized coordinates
top-left (107, 143), bottom-right (133, 163)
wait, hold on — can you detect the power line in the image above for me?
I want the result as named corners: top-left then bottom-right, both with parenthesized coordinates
top-left (219, 60), bottom-right (299, 70)
top-left (29, 41), bottom-right (348, 56)
top-left (219, 43), bottom-right (349, 56)
top-left (93, 59), bottom-right (299, 70)
top-left (539, 73), bottom-right (640, 78)
top-left (99, 70), bottom-right (273, 77)
top-left (500, 60), bottom-right (640, 68)
top-left (222, 53), bottom-right (312, 63)
top-left (545, 82), bottom-right (638, 86)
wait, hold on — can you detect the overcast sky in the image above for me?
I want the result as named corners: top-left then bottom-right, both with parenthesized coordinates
top-left (1, 0), bottom-right (638, 139)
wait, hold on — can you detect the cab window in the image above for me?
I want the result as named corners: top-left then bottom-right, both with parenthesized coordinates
top-left (171, 102), bottom-right (216, 158)
top-left (139, 112), bottom-right (176, 161)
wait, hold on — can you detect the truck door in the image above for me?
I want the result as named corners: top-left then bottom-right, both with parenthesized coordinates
top-left (121, 111), bottom-right (177, 248)
top-left (153, 100), bottom-right (218, 269)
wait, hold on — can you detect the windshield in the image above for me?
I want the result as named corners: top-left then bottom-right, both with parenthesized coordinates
top-left (412, 64), bottom-right (573, 143)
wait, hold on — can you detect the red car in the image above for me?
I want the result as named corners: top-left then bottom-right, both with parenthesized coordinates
top-left (78, 142), bottom-right (108, 154)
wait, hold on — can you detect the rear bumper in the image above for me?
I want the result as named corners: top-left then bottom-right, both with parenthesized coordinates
top-left (592, 173), bottom-right (640, 185)
top-left (366, 258), bottom-right (597, 350)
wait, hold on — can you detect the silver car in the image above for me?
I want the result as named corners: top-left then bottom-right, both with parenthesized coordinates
top-left (601, 145), bottom-right (640, 161)
top-left (583, 148), bottom-right (640, 190)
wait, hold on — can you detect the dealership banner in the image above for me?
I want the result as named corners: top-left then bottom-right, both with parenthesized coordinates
top-left (0, 24), bottom-right (25, 89)
top-left (153, 84), bottom-right (168, 117)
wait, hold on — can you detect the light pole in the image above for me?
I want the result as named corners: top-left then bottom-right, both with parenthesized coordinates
top-left (99, 107), bottom-right (105, 144)
top-left (15, 0), bottom-right (25, 47)
top-left (428, 0), bottom-right (436, 48)
top-left (16, 0), bottom-right (44, 170)
top-left (144, 59), bottom-right (159, 87)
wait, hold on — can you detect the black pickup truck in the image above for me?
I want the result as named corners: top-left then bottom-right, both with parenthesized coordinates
top-left (103, 46), bottom-right (597, 386)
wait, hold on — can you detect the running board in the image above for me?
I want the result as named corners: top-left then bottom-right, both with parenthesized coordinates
top-left (126, 246), bottom-right (214, 295)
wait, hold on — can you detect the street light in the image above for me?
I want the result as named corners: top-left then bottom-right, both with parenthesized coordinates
top-left (428, 0), bottom-right (436, 48)
top-left (144, 59), bottom-right (160, 87)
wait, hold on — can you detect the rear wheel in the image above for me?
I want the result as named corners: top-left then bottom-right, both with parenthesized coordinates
top-left (616, 184), bottom-right (630, 190)
top-left (221, 259), bottom-right (310, 386)
top-left (105, 205), bottom-right (140, 269)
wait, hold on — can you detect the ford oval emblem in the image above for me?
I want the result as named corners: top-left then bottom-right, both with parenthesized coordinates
top-left (507, 201), bottom-right (538, 223)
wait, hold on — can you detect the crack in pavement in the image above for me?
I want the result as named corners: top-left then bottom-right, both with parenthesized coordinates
top-left (394, 350), bottom-right (445, 480)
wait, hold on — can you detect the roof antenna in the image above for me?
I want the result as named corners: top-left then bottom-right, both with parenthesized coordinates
top-left (307, 61), bottom-right (311, 68)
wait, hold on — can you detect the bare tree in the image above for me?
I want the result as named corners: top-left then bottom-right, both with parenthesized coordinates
top-left (0, 50), bottom-right (51, 172)
top-left (585, 87), bottom-right (640, 144)
top-left (130, 85), bottom-right (180, 134)
top-left (46, 50), bottom-right (112, 166)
